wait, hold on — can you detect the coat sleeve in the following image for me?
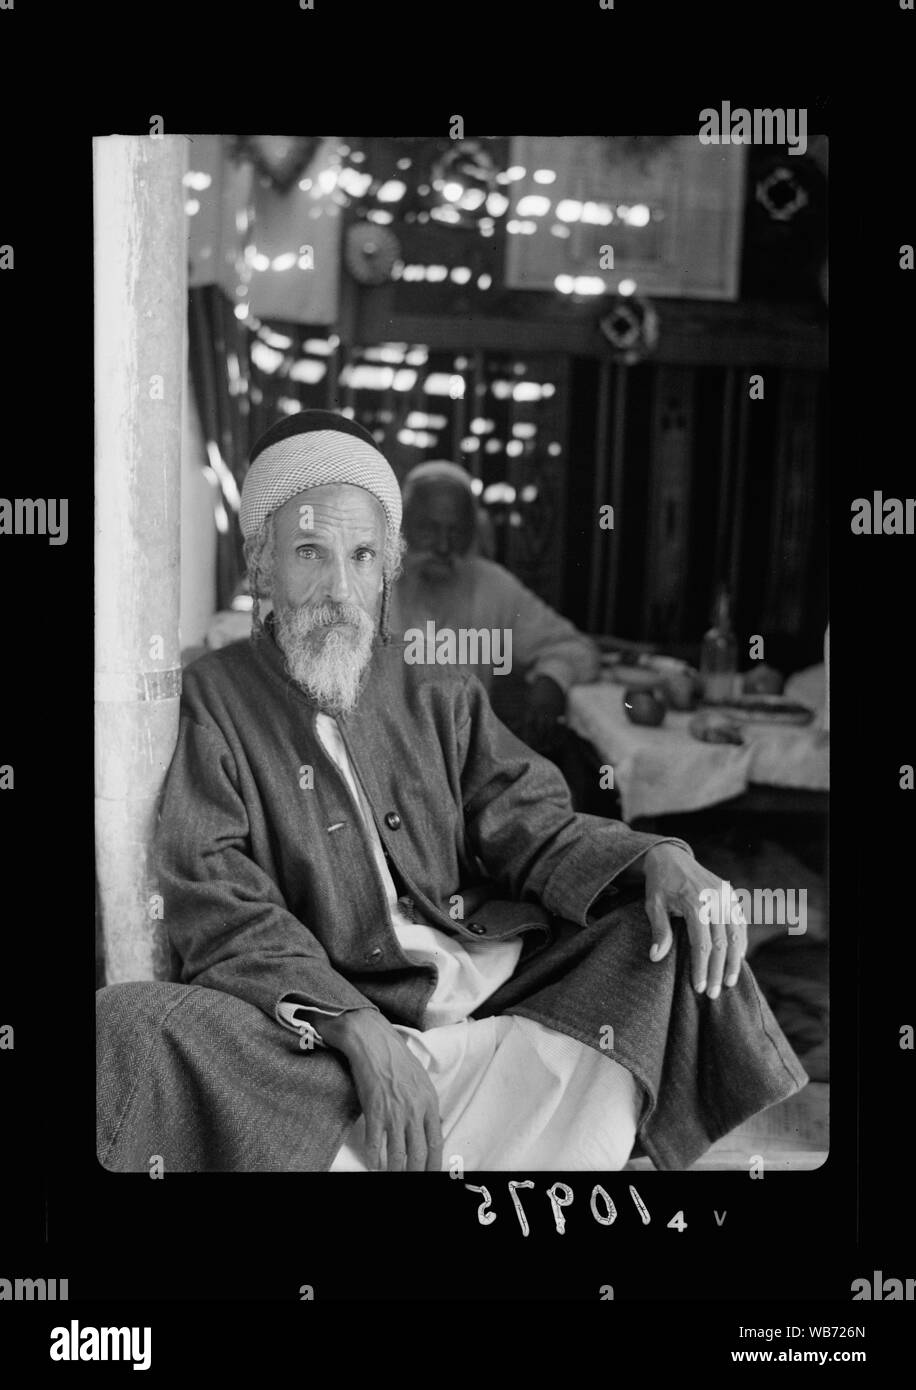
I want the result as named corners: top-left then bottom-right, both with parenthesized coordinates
top-left (157, 712), bottom-right (381, 1026)
top-left (455, 674), bottom-right (693, 925)
top-left (495, 567), bottom-right (601, 692)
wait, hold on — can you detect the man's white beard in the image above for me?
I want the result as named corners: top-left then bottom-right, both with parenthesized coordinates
top-left (274, 601), bottom-right (375, 717)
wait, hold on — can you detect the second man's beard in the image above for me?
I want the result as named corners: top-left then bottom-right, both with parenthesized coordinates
top-left (274, 600), bottom-right (376, 717)
top-left (405, 550), bottom-right (461, 584)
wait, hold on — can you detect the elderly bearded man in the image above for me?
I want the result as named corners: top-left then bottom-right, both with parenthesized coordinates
top-left (96, 411), bottom-right (807, 1174)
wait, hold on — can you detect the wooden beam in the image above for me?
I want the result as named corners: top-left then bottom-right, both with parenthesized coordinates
top-left (356, 293), bottom-right (827, 369)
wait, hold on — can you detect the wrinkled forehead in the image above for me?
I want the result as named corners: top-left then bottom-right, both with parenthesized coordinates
top-left (273, 483), bottom-right (387, 541)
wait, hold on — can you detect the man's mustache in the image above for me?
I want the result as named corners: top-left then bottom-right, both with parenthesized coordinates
top-left (410, 551), bottom-right (457, 571)
top-left (290, 602), bottom-right (369, 633)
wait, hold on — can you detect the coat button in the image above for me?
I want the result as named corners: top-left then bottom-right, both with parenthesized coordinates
top-left (385, 812), bottom-right (402, 830)
top-left (467, 922), bottom-right (486, 935)
top-left (365, 947), bottom-right (383, 963)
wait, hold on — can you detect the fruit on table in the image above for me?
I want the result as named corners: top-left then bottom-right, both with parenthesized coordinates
top-left (743, 663), bottom-right (785, 695)
top-left (624, 688), bottom-right (667, 727)
top-left (662, 670), bottom-right (702, 710)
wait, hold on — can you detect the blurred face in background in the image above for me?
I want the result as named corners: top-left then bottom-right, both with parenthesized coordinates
top-left (402, 481), bottom-right (476, 584)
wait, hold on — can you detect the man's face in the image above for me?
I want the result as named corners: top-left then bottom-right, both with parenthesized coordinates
top-left (402, 482), bottom-right (475, 584)
top-left (269, 483), bottom-right (386, 716)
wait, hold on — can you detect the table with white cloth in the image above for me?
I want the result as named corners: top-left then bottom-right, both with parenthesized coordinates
top-left (565, 664), bottom-right (829, 824)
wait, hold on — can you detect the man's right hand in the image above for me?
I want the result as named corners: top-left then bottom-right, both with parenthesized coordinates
top-left (317, 1009), bottom-right (444, 1173)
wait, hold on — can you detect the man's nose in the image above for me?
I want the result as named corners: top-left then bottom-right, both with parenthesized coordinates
top-left (324, 553), bottom-right (353, 603)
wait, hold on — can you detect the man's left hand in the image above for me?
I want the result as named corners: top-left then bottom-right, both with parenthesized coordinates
top-left (636, 844), bottom-right (748, 999)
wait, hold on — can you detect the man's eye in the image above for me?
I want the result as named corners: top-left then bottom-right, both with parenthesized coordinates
top-left (296, 546), bottom-right (318, 559)
top-left (354, 548), bottom-right (376, 562)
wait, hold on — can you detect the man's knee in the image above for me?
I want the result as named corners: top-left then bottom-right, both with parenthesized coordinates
top-left (96, 980), bottom-right (195, 1054)
top-left (96, 981), bottom-right (275, 1061)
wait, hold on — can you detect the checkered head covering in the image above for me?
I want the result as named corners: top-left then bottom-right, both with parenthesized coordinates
top-left (241, 410), bottom-right (402, 540)
top-left (242, 410), bottom-right (403, 641)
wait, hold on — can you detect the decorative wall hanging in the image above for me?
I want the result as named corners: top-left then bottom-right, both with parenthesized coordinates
top-left (504, 135), bottom-right (745, 300)
top-left (599, 294), bottom-right (659, 365)
top-left (345, 222), bottom-right (402, 285)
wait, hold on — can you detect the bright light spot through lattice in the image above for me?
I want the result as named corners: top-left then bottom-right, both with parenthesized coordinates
top-left (483, 482), bottom-right (517, 504)
top-left (289, 359), bottom-right (327, 384)
top-left (260, 329), bottom-right (294, 350)
top-left (516, 195), bottom-right (551, 218)
top-left (423, 373), bottom-right (465, 398)
top-left (250, 343), bottom-right (285, 374)
top-left (407, 412), bottom-right (447, 430)
top-left (486, 192), bottom-right (509, 217)
top-left (626, 203), bottom-right (651, 227)
top-left (340, 364), bottom-right (394, 391)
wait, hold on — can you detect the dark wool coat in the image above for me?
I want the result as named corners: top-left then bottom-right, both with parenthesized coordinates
top-left (96, 621), bottom-right (808, 1172)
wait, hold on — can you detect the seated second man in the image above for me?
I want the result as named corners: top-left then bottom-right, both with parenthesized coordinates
top-left (390, 461), bottom-right (599, 754)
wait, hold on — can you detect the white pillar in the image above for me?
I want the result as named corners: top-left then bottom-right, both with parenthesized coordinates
top-left (94, 134), bottom-right (188, 981)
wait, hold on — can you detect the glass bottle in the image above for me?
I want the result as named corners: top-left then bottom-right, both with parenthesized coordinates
top-left (700, 586), bottom-right (738, 702)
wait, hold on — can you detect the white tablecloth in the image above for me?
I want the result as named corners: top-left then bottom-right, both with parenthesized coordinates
top-left (566, 665), bottom-right (829, 821)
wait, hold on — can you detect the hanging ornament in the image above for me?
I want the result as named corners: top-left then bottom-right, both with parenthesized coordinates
top-left (599, 295), bottom-right (659, 365)
top-left (344, 222), bottom-right (402, 285)
top-left (755, 164), bottom-right (809, 223)
top-left (429, 140), bottom-right (499, 228)
top-left (232, 136), bottom-right (325, 193)
top-left (744, 149), bottom-right (826, 301)
top-left (605, 136), bottom-right (675, 172)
